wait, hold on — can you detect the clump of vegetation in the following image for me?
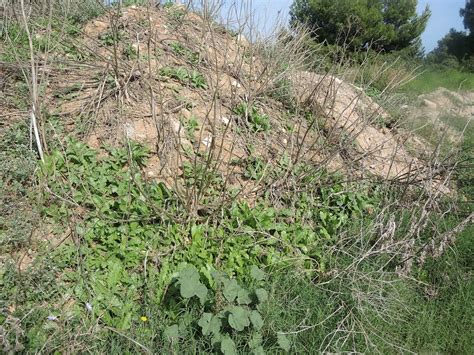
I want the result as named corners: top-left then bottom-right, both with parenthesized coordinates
top-left (0, 122), bottom-right (38, 253)
top-left (233, 103), bottom-right (271, 133)
top-left (170, 41), bottom-right (200, 64)
top-left (160, 66), bottom-right (207, 88)
top-left (163, 264), bottom-right (287, 354)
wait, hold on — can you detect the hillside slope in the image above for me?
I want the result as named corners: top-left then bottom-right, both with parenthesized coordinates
top-left (1, 3), bottom-right (471, 354)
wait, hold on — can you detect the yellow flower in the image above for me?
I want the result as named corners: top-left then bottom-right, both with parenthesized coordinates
top-left (140, 316), bottom-right (148, 322)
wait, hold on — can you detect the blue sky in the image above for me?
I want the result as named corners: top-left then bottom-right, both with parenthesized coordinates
top-left (237, 0), bottom-right (467, 53)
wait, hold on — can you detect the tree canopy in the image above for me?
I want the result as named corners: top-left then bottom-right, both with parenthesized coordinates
top-left (289, 0), bottom-right (430, 55)
top-left (460, 0), bottom-right (474, 33)
top-left (428, 0), bottom-right (474, 71)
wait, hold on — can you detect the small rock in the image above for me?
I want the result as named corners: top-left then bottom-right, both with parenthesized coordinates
top-left (171, 120), bottom-right (182, 134)
top-left (231, 79), bottom-right (241, 88)
top-left (131, 70), bottom-right (141, 80)
top-left (124, 122), bottom-right (134, 138)
top-left (202, 136), bottom-right (212, 148)
top-left (221, 116), bottom-right (230, 125)
top-left (422, 99), bottom-right (437, 109)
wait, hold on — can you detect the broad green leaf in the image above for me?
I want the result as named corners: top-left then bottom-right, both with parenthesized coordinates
top-left (211, 333), bottom-right (223, 346)
top-left (164, 324), bottom-right (179, 341)
top-left (250, 266), bottom-right (265, 281)
top-left (277, 333), bottom-right (291, 351)
top-left (253, 346), bottom-right (265, 355)
top-left (223, 279), bottom-right (240, 303)
top-left (255, 288), bottom-right (268, 303)
top-left (118, 311), bottom-right (132, 330)
top-left (228, 306), bottom-right (250, 331)
top-left (195, 282), bottom-right (208, 305)
top-left (237, 288), bottom-right (252, 305)
top-left (221, 336), bottom-right (237, 355)
top-left (198, 313), bottom-right (221, 336)
top-left (107, 259), bottom-right (123, 287)
top-left (178, 265), bottom-right (208, 303)
top-left (249, 310), bottom-right (264, 330)
top-left (179, 264), bottom-right (200, 281)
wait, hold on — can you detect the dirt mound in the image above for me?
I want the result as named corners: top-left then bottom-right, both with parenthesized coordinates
top-left (408, 88), bottom-right (473, 149)
top-left (289, 72), bottom-right (430, 180)
top-left (41, 5), bottom-right (332, 196)
top-left (4, 4), bottom-right (446, 197)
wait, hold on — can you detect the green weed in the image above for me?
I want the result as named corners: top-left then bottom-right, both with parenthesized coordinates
top-left (99, 30), bottom-right (123, 47)
top-left (233, 103), bottom-right (271, 133)
top-left (183, 115), bottom-right (199, 141)
top-left (160, 66), bottom-right (207, 89)
top-left (170, 41), bottom-right (200, 64)
top-left (122, 43), bottom-right (137, 59)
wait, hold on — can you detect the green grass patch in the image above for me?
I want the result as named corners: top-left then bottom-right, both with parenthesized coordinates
top-left (400, 67), bottom-right (474, 95)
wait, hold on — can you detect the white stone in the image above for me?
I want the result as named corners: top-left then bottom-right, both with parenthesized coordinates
top-left (231, 79), bottom-right (241, 88)
top-left (202, 136), bottom-right (212, 148)
top-left (171, 120), bottom-right (182, 134)
top-left (124, 122), bottom-right (134, 138)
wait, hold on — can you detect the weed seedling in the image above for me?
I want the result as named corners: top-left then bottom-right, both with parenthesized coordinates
top-left (233, 103), bottom-right (270, 133)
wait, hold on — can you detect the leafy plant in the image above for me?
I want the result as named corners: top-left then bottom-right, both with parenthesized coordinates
top-left (189, 70), bottom-right (207, 89)
top-left (183, 115), bottom-right (199, 141)
top-left (99, 30), bottom-right (123, 46)
top-left (240, 156), bottom-right (267, 181)
top-left (165, 3), bottom-right (186, 26)
top-left (233, 103), bottom-right (271, 133)
top-left (160, 66), bottom-right (207, 89)
top-left (165, 264), bottom-right (288, 354)
top-left (122, 43), bottom-right (137, 59)
top-left (170, 41), bottom-right (200, 64)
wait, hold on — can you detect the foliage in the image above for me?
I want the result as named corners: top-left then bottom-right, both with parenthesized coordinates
top-left (183, 115), bottom-right (200, 141)
top-left (259, 223), bottom-right (474, 353)
top-left (0, 21), bottom-right (85, 63)
top-left (243, 156), bottom-right (267, 181)
top-left (290, 0), bottom-right (430, 55)
top-left (461, 0), bottom-right (474, 33)
top-left (1, 3), bottom-right (473, 353)
top-left (164, 2), bottom-right (186, 27)
top-left (122, 43), bottom-right (137, 59)
top-left (29, 141), bottom-right (374, 335)
top-left (233, 103), bottom-right (271, 133)
top-left (160, 66), bottom-right (207, 89)
top-left (99, 30), bottom-right (124, 47)
top-left (0, 122), bottom-right (38, 252)
top-left (427, 1), bottom-right (474, 71)
top-left (161, 264), bottom-right (288, 353)
top-left (170, 41), bottom-right (200, 64)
